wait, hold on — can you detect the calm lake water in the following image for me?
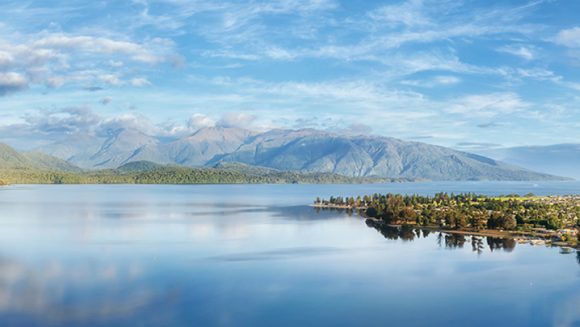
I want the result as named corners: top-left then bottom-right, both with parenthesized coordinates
top-left (0, 181), bottom-right (579, 327)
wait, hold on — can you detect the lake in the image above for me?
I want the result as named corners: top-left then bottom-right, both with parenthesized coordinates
top-left (0, 182), bottom-right (579, 327)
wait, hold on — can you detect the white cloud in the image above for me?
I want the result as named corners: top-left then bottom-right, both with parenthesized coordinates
top-left (130, 77), bottom-right (152, 87)
top-left (368, 0), bottom-right (432, 28)
top-left (447, 93), bottom-right (529, 118)
top-left (401, 75), bottom-right (461, 88)
top-left (264, 47), bottom-right (297, 60)
top-left (22, 107), bottom-right (101, 135)
top-left (216, 112), bottom-right (256, 128)
top-left (497, 45), bottom-right (535, 60)
top-left (100, 74), bottom-right (122, 86)
top-left (188, 113), bottom-right (215, 130)
top-left (434, 76), bottom-right (461, 85)
top-left (97, 112), bottom-right (159, 136)
top-left (194, 0), bottom-right (542, 68)
top-left (0, 72), bottom-right (28, 95)
top-left (32, 35), bottom-right (169, 64)
top-left (0, 33), bottom-right (176, 95)
top-left (554, 27), bottom-right (580, 48)
top-left (0, 50), bottom-right (14, 67)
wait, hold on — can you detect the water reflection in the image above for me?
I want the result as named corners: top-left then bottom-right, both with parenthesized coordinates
top-left (0, 256), bottom-right (159, 325)
top-left (440, 233), bottom-right (467, 249)
top-left (0, 185), bottom-right (578, 327)
top-left (97, 204), bottom-right (348, 221)
top-left (274, 205), bottom-right (352, 220)
top-left (366, 218), bottom-right (521, 255)
top-left (208, 246), bottom-right (344, 262)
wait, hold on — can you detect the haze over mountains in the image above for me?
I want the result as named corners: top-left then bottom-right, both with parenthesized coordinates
top-left (28, 126), bottom-right (566, 181)
top-left (0, 143), bottom-right (81, 172)
top-left (477, 144), bottom-right (580, 180)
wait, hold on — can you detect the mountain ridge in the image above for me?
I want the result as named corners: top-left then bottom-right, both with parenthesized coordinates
top-left (29, 127), bottom-right (569, 181)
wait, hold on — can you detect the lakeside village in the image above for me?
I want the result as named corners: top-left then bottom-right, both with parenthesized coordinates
top-left (314, 193), bottom-right (580, 249)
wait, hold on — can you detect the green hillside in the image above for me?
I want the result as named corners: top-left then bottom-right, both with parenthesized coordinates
top-left (0, 143), bottom-right (82, 172)
top-left (116, 160), bottom-right (165, 173)
top-left (0, 143), bottom-right (30, 168)
top-left (22, 151), bottom-right (83, 172)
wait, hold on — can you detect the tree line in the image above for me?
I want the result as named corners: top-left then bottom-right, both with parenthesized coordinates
top-left (317, 192), bottom-right (580, 234)
top-left (0, 166), bottom-right (393, 185)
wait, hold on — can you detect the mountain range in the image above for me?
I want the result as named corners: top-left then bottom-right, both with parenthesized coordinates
top-left (25, 126), bottom-right (567, 181)
top-left (0, 143), bottom-right (407, 185)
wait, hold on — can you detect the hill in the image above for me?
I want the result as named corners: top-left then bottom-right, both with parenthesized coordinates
top-left (0, 143), bottom-right (81, 172)
top-left (116, 160), bottom-right (165, 173)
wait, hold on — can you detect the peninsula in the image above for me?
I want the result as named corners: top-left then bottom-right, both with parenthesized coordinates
top-left (314, 193), bottom-right (580, 248)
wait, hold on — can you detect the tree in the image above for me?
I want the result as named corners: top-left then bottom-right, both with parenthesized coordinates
top-left (501, 214), bottom-right (517, 230)
top-left (366, 207), bottom-right (378, 218)
top-left (400, 206), bottom-right (417, 223)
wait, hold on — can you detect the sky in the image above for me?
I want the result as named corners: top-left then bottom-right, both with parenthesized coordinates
top-left (0, 0), bottom-right (579, 150)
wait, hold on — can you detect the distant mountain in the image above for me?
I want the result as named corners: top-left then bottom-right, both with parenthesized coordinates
top-left (38, 133), bottom-right (102, 164)
top-left (0, 143), bottom-right (80, 172)
top-left (21, 152), bottom-right (82, 172)
top-left (34, 127), bottom-right (567, 181)
top-left (0, 143), bottom-right (29, 168)
top-left (209, 129), bottom-right (564, 181)
top-left (1, 142), bottom-right (388, 184)
top-left (168, 126), bottom-right (255, 166)
top-left (476, 144), bottom-right (580, 180)
top-left (43, 128), bottom-right (169, 169)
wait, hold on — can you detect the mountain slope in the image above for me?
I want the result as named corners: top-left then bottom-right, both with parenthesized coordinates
top-left (34, 128), bottom-right (567, 181)
top-left (40, 129), bottom-right (170, 169)
top-left (477, 144), bottom-right (580, 180)
top-left (0, 143), bottom-right (30, 168)
top-left (22, 152), bottom-right (82, 172)
top-left (214, 131), bottom-right (563, 180)
top-left (0, 143), bottom-right (81, 171)
top-left (167, 126), bottom-right (254, 166)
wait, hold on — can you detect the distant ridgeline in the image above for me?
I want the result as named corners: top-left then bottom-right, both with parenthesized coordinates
top-left (0, 140), bottom-right (571, 184)
top-left (0, 158), bottom-right (407, 185)
top-left (315, 193), bottom-right (580, 247)
top-left (0, 142), bottom-right (415, 185)
top-left (32, 127), bottom-right (570, 181)
top-left (0, 164), bottom-right (405, 185)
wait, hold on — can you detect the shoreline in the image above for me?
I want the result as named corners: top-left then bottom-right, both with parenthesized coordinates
top-left (314, 203), bottom-right (579, 249)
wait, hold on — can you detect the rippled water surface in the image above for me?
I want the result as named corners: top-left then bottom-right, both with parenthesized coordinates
top-left (0, 182), bottom-right (579, 327)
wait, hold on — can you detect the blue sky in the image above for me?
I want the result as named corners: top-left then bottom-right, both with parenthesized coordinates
top-left (0, 0), bottom-right (579, 150)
